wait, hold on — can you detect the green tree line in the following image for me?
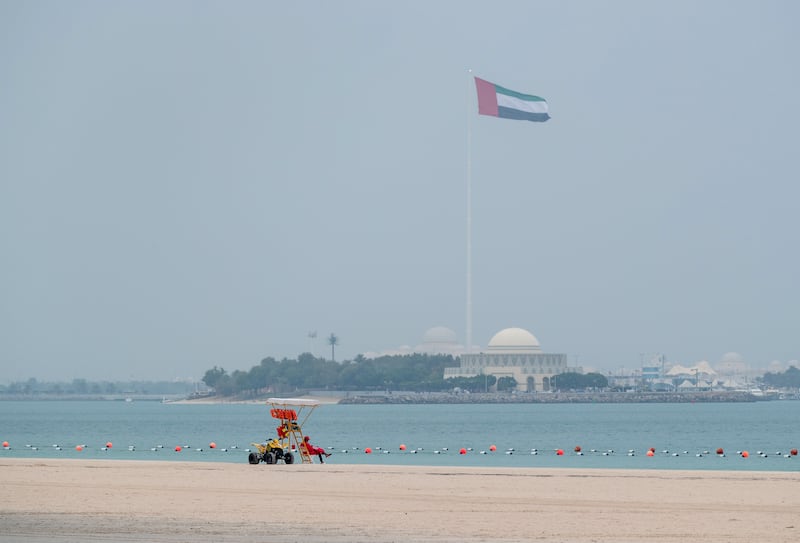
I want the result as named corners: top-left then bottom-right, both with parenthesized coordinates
top-left (761, 366), bottom-right (800, 388)
top-left (202, 353), bottom-right (459, 396)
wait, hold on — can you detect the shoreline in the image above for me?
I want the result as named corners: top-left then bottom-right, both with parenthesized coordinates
top-left (2, 458), bottom-right (798, 542)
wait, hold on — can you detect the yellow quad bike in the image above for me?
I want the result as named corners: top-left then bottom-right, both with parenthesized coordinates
top-left (248, 437), bottom-right (294, 465)
top-left (248, 398), bottom-right (321, 465)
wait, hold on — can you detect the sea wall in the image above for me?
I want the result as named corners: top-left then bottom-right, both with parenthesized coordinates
top-left (339, 391), bottom-right (759, 404)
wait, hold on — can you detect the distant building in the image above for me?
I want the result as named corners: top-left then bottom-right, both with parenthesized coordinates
top-left (443, 327), bottom-right (573, 392)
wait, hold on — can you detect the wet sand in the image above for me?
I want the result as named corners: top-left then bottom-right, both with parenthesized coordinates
top-left (1, 458), bottom-right (798, 542)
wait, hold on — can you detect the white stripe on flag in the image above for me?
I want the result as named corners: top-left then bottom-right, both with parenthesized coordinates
top-left (497, 93), bottom-right (548, 114)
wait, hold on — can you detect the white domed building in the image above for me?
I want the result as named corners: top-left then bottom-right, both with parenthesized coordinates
top-left (443, 327), bottom-right (569, 392)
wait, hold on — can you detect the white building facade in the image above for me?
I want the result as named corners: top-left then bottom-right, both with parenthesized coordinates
top-left (443, 327), bottom-right (569, 392)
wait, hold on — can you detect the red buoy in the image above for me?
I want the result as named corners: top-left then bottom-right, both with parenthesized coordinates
top-left (399, 444), bottom-right (406, 451)
top-left (556, 449), bottom-right (564, 456)
top-left (489, 444), bottom-right (497, 452)
top-left (741, 451), bottom-right (749, 458)
top-left (364, 447), bottom-right (372, 454)
top-left (209, 442), bottom-right (216, 449)
top-left (716, 448), bottom-right (724, 455)
top-left (459, 448), bottom-right (467, 455)
top-left (574, 446), bottom-right (581, 452)
top-left (174, 446), bottom-right (182, 452)
top-left (2, 441), bottom-right (8, 448)
top-left (106, 442), bottom-right (113, 449)
top-left (75, 445), bottom-right (83, 451)
top-left (646, 450), bottom-right (655, 457)
top-left (791, 449), bottom-right (798, 456)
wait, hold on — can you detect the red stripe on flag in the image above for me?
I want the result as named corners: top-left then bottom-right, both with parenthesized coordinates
top-left (474, 77), bottom-right (498, 117)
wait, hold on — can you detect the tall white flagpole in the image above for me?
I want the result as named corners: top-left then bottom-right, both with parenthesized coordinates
top-left (466, 70), bottom-right (473, 354)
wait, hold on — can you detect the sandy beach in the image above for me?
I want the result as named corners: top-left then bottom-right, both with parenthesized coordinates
top-left (1, 458), bottom-right (798, 543)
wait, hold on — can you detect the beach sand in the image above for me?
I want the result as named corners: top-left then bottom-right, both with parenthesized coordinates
top-left (1, 458), bottom-right (798, 542)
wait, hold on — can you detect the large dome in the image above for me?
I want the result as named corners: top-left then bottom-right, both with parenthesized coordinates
top-left (487, 327), bottom-right (542, 354)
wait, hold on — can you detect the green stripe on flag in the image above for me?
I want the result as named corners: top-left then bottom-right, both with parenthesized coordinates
top-left (494, 84), bottom-right (546, 102)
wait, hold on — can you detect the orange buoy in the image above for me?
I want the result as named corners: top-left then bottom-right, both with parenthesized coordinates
top-left (399, 444), bottom-right (406, 451)
top-left (489, 444), bottom-right (497, 452)
top-left (716, 447), bottom-right (724, 455)
top-left (2, 441), bottom-right (8, 448)
top-left (209, 442), bottom-right (217, 449)
top-left (364, 447), bottom-right (372, 454)
top-left (174, 446), bottom-right (182, 452)
top-left (574, 445), bottom-right (581, 452)
top-left (556, 449), bottom-right (564, 456)
top-left (459, 448), bottom-right (467, 455)
top-left (646, 450), bottom-right (655, 457)
top-left (791, 449), bottom-right (798, 456)
top-left (75, 445), bottom-right (83, 451)
top-left (741, 451), bottom-right (749, 458)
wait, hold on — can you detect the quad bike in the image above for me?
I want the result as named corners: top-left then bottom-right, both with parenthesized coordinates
top-left (248, 437), bottom-right (294, 464)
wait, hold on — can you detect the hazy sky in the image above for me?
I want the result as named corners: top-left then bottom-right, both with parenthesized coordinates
top-left (2, 1), bottom-right (798, 382)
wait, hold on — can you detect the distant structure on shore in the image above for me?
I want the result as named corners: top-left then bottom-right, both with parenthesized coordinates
top-left (443, 327), bottom-right (574, 392)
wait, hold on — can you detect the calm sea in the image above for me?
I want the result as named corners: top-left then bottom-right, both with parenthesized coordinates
top-left (1, 400), bottom-right (798, 471)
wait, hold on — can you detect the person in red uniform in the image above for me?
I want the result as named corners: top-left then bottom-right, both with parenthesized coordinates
top-left (302, 435), bottom-right (331, 463)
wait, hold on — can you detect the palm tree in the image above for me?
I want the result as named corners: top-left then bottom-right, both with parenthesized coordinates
top-left (327, 333), bottom-right (339, 362)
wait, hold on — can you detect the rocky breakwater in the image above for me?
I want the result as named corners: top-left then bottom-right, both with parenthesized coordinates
top-left (339, 390), bottom-right (759, 404)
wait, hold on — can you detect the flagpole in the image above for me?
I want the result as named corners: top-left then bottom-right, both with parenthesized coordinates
top-left (466, 69), bottom-right (473, 354)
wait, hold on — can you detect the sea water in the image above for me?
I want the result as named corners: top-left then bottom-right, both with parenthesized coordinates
top-left (1, 400), bottom-right (798, 471)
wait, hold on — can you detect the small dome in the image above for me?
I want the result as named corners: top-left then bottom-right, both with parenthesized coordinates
top-left (487, 327), bottom-right (542, 354)
top-left (423, 326), bottom-right (458, 345)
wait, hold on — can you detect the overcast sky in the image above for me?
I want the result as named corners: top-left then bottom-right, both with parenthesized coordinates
top-left (2, 1), bottom-right (798, 382)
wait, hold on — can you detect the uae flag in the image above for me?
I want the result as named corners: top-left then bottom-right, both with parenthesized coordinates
top-left (474, 77), bottom-right (550, 122)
